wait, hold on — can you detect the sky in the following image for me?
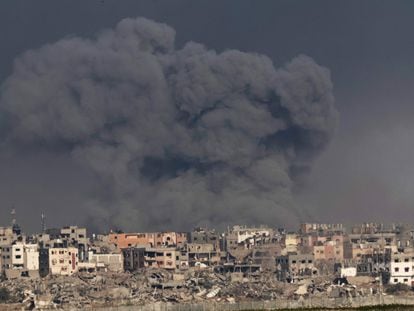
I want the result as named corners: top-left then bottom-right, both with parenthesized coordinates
top-left (0, 0), bottom-right (414, 233)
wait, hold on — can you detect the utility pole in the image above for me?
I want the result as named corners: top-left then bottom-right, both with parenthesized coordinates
top-left (11, 207), bottom-right (16, 226)
top-left (41, 212), bottom-right (46, 233)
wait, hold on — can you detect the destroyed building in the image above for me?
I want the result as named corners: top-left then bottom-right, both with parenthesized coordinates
top-left (187, 243), bottom-right (220, 267)
top-left (60, 226), bottom-right (88, 262)
top-left (143, 247), bottom-right (188, 270)
top-left (123, 247), bottom-right (145, 272)
top-left (225, 225), bottom-right (274, 250)
top-left (300, 223), bottom-right (344, 235)
top-left (42, 247), bottom-right (79, 276)
top-left (0, 226), bottom-right (15, 246)
top-left (276, 252), bottom-right (317, 282)
top-left (108, 231), bottom-right (188, 249)
top-left (189, 228), bottom-right (221, 251)
top-left (88, 253), bottom-right (123, 272)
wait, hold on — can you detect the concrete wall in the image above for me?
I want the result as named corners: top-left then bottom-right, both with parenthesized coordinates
top-left (95, 295), bottom-right (414, 311)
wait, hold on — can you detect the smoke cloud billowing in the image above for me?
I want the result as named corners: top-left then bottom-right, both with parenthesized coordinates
top-left (0, 18), bottom-right (337, 230)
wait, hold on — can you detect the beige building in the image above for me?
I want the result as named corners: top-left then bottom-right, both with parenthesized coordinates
top-left (108, 232), bottom-right (188, 249)
top-left (60, 226), bottom-right (88, 261)
top-left (49, 247), bottom-right (78, 276)
top-left (276, 252), bottom-right (317, 282)
top-left (300, 223), bottom-right (344, 234)
top-left (226, 225), bottom-right (274, 250)
top-left (144, 247), bottom-right (188, 270)
top-left (187, 243), bottom-right (220, 267)
top-left (0, 227), bottom-right (14, 246)
top-left (313, 238), bottom-right (344, 262)
top-left (284, 233), bottom-right (299, 253)
top-left (89, 253), bottom-right (123, 272)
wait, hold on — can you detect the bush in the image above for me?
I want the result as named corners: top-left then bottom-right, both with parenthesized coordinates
top-left (0, 287), bottom-right (10, 303)
top-left (385, 283), bottom-right (412, 294)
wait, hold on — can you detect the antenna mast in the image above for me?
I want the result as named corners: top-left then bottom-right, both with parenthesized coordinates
top-left (41, 212), bottom-right (46, 233)
top-left (11, 207), bottom-right (16, 226)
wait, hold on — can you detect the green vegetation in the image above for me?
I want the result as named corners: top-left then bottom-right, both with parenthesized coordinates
top-left (0, 287), bottom-right (10, 303)
top-left (385, 284), bottom-right (413, 295)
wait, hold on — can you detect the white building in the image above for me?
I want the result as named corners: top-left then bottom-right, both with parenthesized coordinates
top-left (339, 267), bottom-right (357, 278)
top-left (24, 244), bottom-right (39, 271)
top-left (1, 243), bottom-right (39, 271)
top-left (390, 251), bottom-right (414, 285)
top-left (226, 225), bottom-right (273, 249)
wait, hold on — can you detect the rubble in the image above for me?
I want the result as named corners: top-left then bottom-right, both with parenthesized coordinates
top-left (0, 267), bottom-right (398, 310)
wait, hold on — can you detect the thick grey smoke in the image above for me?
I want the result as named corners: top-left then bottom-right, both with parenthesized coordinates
top-left (0, 17), bottom-right (337, 231)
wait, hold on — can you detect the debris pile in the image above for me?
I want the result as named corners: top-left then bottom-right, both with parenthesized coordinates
top-left (0, 270), bottom-right (387, 309)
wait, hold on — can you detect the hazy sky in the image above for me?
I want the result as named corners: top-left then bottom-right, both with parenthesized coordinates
top-left (1, 1), bottom-right (414, 232)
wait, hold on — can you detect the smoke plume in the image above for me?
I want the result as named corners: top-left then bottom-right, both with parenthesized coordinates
top-left (0, 18), bottom-right (338, 231)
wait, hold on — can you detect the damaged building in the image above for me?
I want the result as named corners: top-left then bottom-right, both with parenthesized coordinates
top-left (276, 252), bottom-right (317, 282)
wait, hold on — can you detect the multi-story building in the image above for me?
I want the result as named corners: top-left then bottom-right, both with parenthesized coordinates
top-left (390, 250), bottom-right (414, 286)
top-left (189, 228), bottom-right (221, 251)
top-left (143, 247), bottom-right (188, 270)
top-left (0, 227), bottom-right (15, 246)
top-left (276, 252), bottom-right (316, 282)
top-left (60, 226), bottom-right (88, 262)
top-left (41, 247), bottom-right (79, 276)
top-left (313, 237), bottom-right (344, 262)
top-left (122, 247), bottom-right (146, 272)
top-left (345, 231), bottom-right (397, 260)
top-left (300, 223), bottom-right (344, 235)
top-left (108, 232), bottom-right (188, 249)
top-left (351, 223), bottom-right (385, 235)
top-left (187, 243), bottom-right (220, 267)
top-left (226, 225), bottom-right (273, 250)
top-left (1, 243), bottom-right (39, 270)
top-left (0, 242), bottom-right (39, 278)
top-left (394, 224), bottom-right (414, 250)
top-left (88, 253), bottom-right (123, 272)
top-left (283, 233), bottom-right (300, 253)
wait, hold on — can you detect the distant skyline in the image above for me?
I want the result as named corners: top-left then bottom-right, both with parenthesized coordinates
top-left (1, 1), bottom-right (414, 232)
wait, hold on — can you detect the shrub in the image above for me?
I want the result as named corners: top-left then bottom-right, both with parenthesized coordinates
top-left (0, 287), bottom-right (10, 303)
top-left (385, 283), bottom-right (412, 294)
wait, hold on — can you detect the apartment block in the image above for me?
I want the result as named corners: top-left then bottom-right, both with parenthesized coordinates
top-left (108, 232), bottom-right (188, 249)
top-left (187, 243), bottom-right (220, 267)
top-left (390, 250), bottom-right (414, 286)
top-left (276, 253), bottom-right (316, 282)
top-left (226, 225), bottom-right (273, 250)
top-left (47, 247), bottom-right (79, 276)
top-left (143, 247), bottom-right (188, 270)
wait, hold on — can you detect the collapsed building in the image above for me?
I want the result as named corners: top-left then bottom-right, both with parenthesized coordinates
top-left (276, 252), bottom-right (317, 282)
top-left (2, 221), bottom-right (414, 309)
